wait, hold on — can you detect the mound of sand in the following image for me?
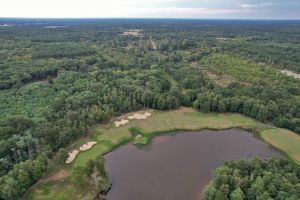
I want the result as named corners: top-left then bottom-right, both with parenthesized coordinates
top-left (115, 119), bottom-right (129, 127)
top-left (128, 112), bottom-right (152, 120)
top-left (80, 141), bottom-right (97, 151)
top-left (66, 150), bottom-right (79, 164)
top-left (65, 141), bottom-right (98, 164)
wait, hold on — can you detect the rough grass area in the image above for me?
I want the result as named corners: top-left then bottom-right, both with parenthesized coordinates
top-left (28, 107), bottom-right (300, 200)
top-left (261, 128), bottom-right (300, 164)
top-left (27, 178), bottom-right (95, 200)
top-left (200, 53), bottom-right (299, 86)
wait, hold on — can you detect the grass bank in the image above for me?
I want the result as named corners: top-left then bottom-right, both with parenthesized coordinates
top-left (28, 107), bottom-right (300, 200)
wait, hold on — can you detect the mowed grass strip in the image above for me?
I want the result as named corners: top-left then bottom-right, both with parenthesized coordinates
top-left (261, 128), bottom-right (300, 164)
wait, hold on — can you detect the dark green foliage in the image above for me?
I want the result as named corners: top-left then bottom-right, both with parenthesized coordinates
top-left (0, 153), bottom-right (48, 200)
top-left (57, 148), bottom-right (68, 164)
top-left (85, 159), bottom-right (95, 177)
top-left (203, 158), bottom-right (300, 200)
top-left (71, 166), bottom-right (85, 187)
top-left (95, 157), bottom-right (107, 178)
top-left (32, 43), bottom-right (96, 59)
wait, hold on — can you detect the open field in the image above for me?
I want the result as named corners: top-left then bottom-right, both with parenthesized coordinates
top-left (200, 53), bottom-right (300, 86)
top-left (261, 128), bottom-right (300, 164)
top-left (28, 107), bottom-right (300, 200)
top-left (27, 178), bottom-right (95, 200)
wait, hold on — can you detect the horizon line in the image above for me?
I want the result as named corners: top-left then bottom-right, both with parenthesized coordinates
top-left (0, 17), bottom-right (300, 21)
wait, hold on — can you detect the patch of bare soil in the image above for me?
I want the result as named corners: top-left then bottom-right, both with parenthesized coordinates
top-left (121, 29), bottom-right (143, 37)
top-left (128, 112), bottom-right (152, 120)
top-left (47, 169), bottom-right (70, 181)
top-left (191, 62), bottom-right (234, 86)
top-left (150, 37), bottom-right (157, 50)
top-left (205, 70), bottom-right (235, 86)
top-left (281, 70), bottom-right (300, 79)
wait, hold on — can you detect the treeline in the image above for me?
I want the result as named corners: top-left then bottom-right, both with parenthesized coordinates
top-left (32, 43), bottom-right (96, 58)
top-left (193, 90), bottom-right (300, 133)
top-left (193, 84), bottom-right (300, 133)
top-left (203, 158), bottom-right (300, 200)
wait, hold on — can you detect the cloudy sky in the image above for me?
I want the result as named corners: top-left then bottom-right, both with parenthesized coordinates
top-left (0, 0), bottom-right (299, 19)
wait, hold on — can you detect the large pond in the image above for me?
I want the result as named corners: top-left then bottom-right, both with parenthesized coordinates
top-left (104, 129), bottom-right (282, 200)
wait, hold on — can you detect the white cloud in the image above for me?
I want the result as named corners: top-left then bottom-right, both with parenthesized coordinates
top-left (132, 7), bottom-right (248, 18)
top-left (241, 4), bottom-right (258, 9)
top-left (240, 2), bottom-right (276, 9)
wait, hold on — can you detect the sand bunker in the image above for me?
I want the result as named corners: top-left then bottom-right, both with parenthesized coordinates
top-left (80, 141), bottom-right (97, 151)
top-left (66, 141), bottom-right (98, 163)
top-left (114, 112), bottom-right (152, 127)
top-left (128, 112), bottom-right (152, 120)
top-left (66, 150), bottom-right (79, 164)
top-left (115, 119), bottom-right (130, 127)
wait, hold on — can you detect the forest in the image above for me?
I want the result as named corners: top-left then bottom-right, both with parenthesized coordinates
top-left (0, 19), bottom-right (300, 199)
top-left (203, 158), bottom-right (300, 200)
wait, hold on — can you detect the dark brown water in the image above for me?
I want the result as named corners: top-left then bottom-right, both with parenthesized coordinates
top-left (104, 129), bottom-right (282, 200)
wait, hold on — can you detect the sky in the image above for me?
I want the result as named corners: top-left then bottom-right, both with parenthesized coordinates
top-left (0, 0), bottom-right (299, 19)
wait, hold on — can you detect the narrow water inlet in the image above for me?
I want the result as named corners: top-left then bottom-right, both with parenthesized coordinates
top-left (104, 129), bottom-right (283, 200)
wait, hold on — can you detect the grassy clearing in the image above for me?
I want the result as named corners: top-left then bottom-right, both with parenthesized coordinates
top-left (27, 178), bottom-right (95, 200)
top-left (28, 107), bottom-right (300, 200)
top-left (261, 128), bottom-right (300, 164)
top-left (200, 53), bottom-right (299, 86)
top-left (72, 107), bottom-right (264, 166)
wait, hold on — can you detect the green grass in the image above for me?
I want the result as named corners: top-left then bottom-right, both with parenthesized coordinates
top-left (27, 178), bottom-right (95, 200)
top-left (261, 128), bottom-right (300, 164)
top-left (28, 107), bottom-right (300, 200)
top-left (72, 141), bottom-right (113, 166)
top-left (200, 53), bottom-right (299, 86)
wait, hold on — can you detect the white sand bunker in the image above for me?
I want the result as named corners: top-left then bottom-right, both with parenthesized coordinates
top-left (115, 119), bottom-right (129, 127)
top-left (66, 141), bottom-right (98, 163)
top-left (80, 141), bottom-right (97, 151)
top-left (66, 150), bottom-right (79, 164)
top-left (128, 112), bottom-right (152, 120)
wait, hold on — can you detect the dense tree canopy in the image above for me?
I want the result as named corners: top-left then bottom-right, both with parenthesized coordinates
top-left (203, 158), bottom-right (300, 200)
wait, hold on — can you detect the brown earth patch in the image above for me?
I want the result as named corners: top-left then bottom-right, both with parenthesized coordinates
top-left (191, 62), bottom-right (235, 86)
